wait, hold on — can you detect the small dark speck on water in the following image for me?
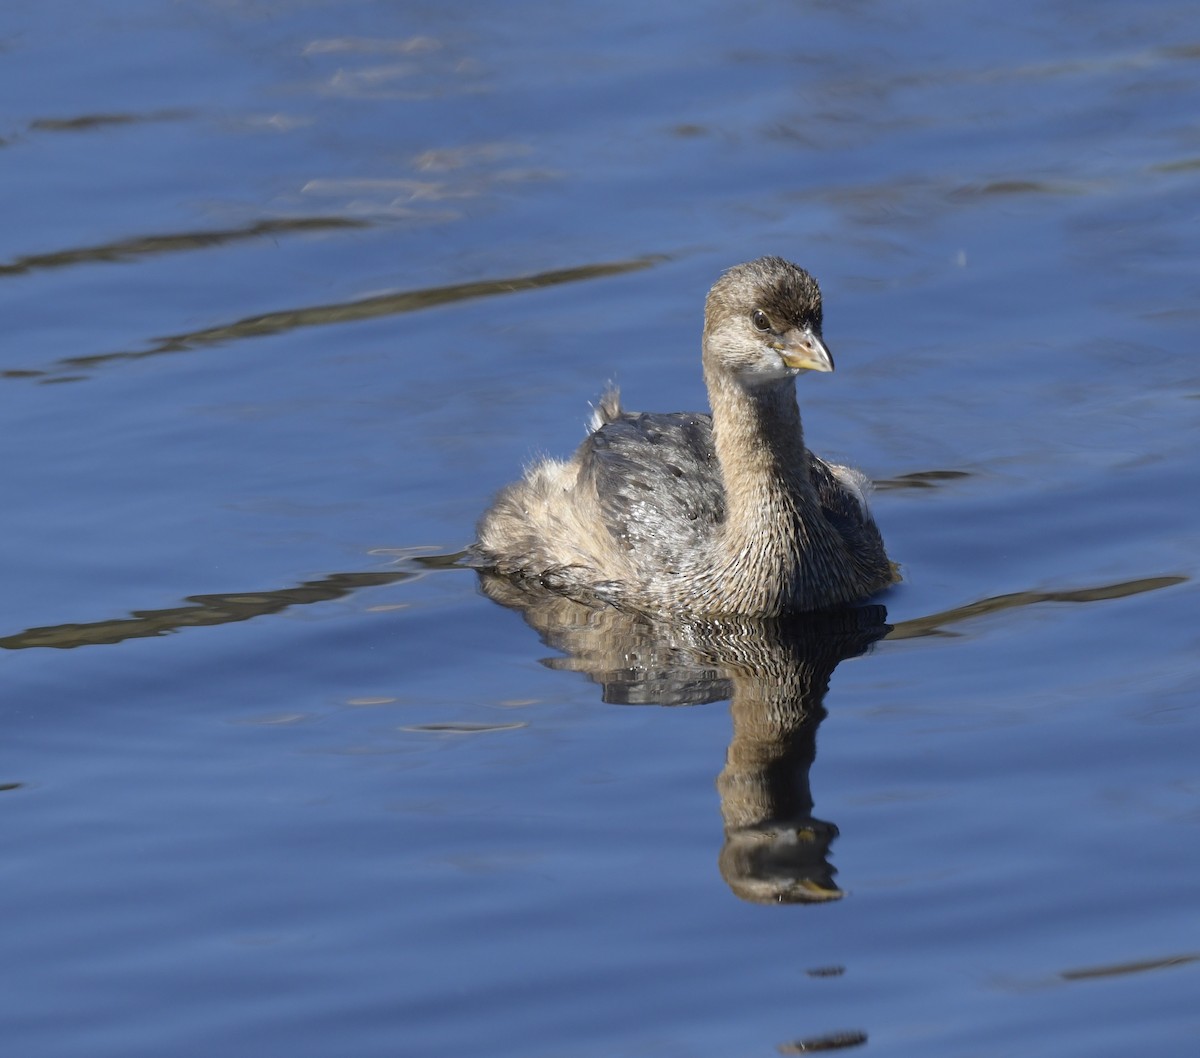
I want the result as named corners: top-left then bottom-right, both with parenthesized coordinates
top-left (2, 3), bottom-right (1198, 1058)
top-left (805, 965), bottom-right (846, 978)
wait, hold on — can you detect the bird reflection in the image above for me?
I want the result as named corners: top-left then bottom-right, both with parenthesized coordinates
top-left (478, 572), bottom-right (888, 904)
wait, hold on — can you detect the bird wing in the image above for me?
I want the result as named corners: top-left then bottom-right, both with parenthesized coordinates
top-left (808, 453), bottom-right (883, 548)
top-left (579, 410), bottom-right (725, 569)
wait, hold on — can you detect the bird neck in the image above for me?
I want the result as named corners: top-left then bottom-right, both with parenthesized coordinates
top-left (705, 368), bottom-right (815, 535)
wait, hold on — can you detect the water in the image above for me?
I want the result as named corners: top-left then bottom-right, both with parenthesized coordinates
top-left (2, 1), bottom-right (1198, 1055)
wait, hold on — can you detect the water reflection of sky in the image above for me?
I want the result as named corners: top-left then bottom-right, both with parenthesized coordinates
top-left (1, 2), bottom-right (1197, 1057)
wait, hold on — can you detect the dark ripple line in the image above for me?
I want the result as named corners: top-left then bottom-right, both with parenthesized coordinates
top-left (28, 109), bottom-right (193, 133)
top-left (887, 574), bottom-right (1188, 640)
top-left (34, 254), bottom-right (663, 377)
top-left (874, 469), bottom-right (971, 491)
top-left (0, 216), bottom-right (369, 279)
top-left (778, 1030), bottom-right (868, 1053)
top-left (0, 570), bottom-right (420, 651)
top-left (1060, 952), bottom-right (1198, 982)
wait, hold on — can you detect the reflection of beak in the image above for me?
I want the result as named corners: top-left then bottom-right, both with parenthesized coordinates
top-left (778, 327), bottom-right (834, 372)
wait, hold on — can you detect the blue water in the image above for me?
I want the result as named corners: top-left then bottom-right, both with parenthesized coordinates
top-left (2, 2), bottom-right (1198, 1056)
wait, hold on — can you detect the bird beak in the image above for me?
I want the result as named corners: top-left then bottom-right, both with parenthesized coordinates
top-left (778, 327), bottom-right (834, 373)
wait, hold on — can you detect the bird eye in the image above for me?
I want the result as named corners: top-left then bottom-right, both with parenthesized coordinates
top-left (751, 310), bottom-right (771, 332)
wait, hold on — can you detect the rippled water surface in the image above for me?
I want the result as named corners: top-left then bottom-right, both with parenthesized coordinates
top-left (3, 2), bottom-right (1198, 1056)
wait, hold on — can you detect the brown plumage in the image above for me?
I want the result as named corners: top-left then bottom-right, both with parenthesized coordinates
top-left (473, 256), bottom-right (895, 616)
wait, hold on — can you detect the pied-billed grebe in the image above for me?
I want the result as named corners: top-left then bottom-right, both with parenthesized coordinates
top-left (474, 256), bottom-right (895, 616)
